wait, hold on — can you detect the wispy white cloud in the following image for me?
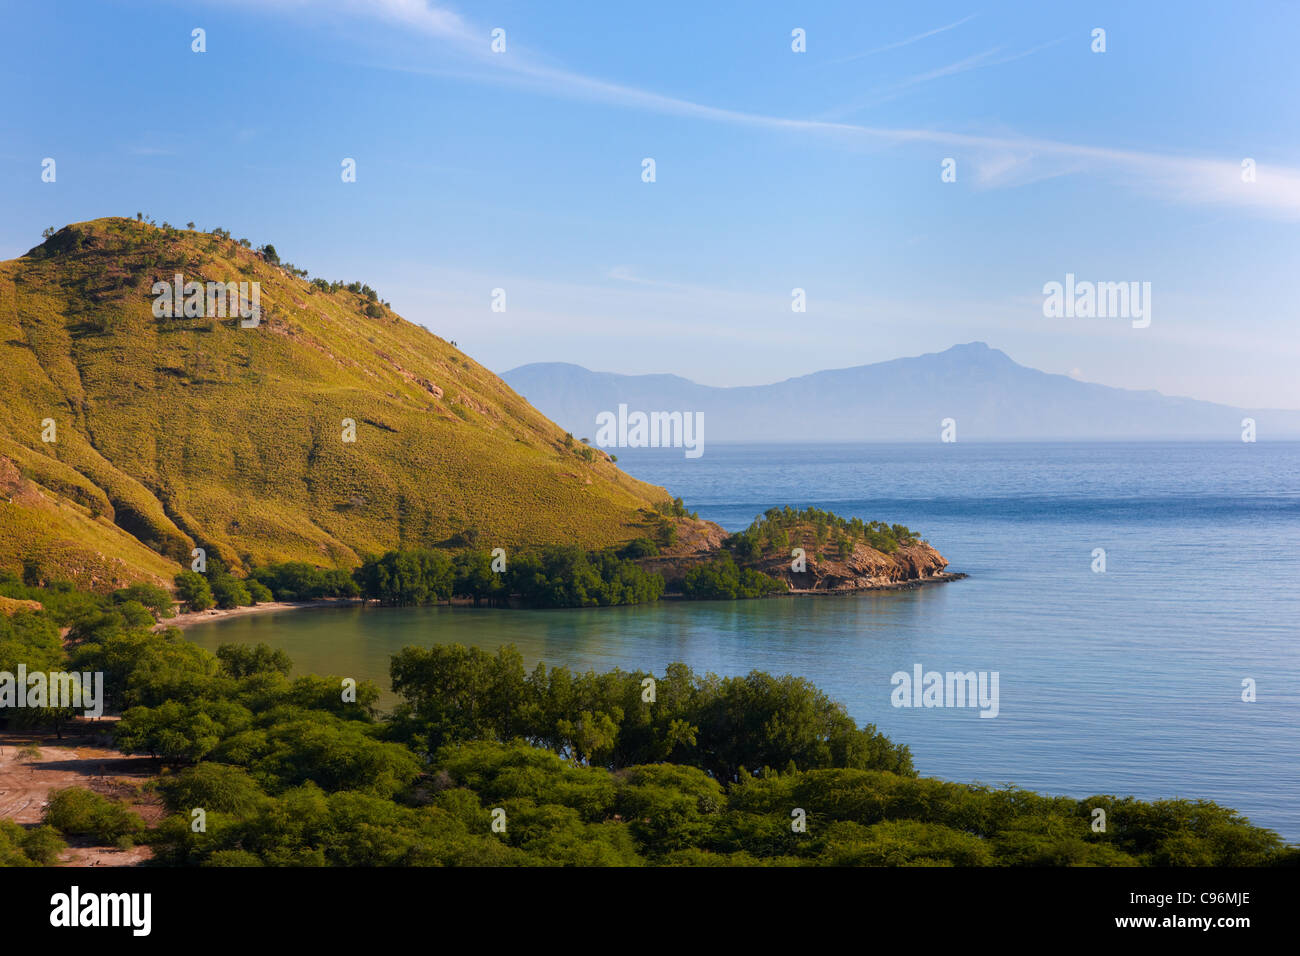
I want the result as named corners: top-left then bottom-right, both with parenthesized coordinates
top-left (819, 37), bottom-right (1066, 119)
top-left (344, 0), bottom-right (469, 37)
top-left (896, 46), bottom-right (1005, 86)
top-left (816, 46), bottom-right (1005, 119)
top-left (606, 265), bottom-right (658, 285)
top-left (227, 0), bottom-right (1300, 218)
top-left (820, 14), bottom-right (980, 65)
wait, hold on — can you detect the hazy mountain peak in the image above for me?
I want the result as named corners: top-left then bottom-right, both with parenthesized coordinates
top-left (502, 343), bottom-right (1300, 442)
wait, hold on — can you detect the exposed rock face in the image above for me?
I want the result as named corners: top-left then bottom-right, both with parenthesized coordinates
top-left (656, 517), bottom-right (730, 556)
top-left (0, 457), bottom-right (24, 501)
top-left (636, 517), bottom-right (961, 594)
top-left (763, 540), bottom-right (954, 592)
top-left (630, 516), bottom-right (728, 585)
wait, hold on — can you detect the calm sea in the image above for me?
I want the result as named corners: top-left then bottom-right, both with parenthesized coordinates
top-left (189, 442), bottom-right (1300, 841)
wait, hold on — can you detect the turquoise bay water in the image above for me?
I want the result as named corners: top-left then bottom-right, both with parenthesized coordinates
top-left (189, 442), bottom-right (1300, 841)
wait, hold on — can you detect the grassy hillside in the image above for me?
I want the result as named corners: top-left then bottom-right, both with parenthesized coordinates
top-left (0, 218), bottom-right (672, 589)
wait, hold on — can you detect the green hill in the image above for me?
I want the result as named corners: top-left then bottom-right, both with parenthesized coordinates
top-left (0, 218), bottom-right (672, 589)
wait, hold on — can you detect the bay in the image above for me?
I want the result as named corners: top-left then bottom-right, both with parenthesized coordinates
top-left (188, 441), bottom-right (1300, 841)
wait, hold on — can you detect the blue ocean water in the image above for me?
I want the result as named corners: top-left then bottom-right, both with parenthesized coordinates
top-left (190, 442), bottom-right (1300, 841)
top-left (617, 441), bottom-right (1300, 840)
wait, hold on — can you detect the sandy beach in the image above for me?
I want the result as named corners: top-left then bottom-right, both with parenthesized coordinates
top-left (160, 597), bottom-right (365, 630)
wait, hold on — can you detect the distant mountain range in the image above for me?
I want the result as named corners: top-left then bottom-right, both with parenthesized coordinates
top-left (503, 343), bottom-right (1300, 442)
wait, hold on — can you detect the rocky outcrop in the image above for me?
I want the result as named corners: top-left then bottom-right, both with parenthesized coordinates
top-left (632, 516), bottom-right (730, 584)
top-left (635, 517), bottom-right (963, 594)
top-left (762, 540), bottom-right (957, 592)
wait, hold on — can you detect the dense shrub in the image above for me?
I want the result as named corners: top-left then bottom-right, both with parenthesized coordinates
top-left (173, 570), bottom-right (214, 612)
top-left (389, 645), bottom-right (910, 780)
top-left (111, 582), bottom-right (175, 619)
top-left (682, 553), bottom-right (786, 600)
top-left (505, 546), bottom-right (664, 608)
top-left (249, 562), bottom-right (359, 601)
top-left (727, 506), bottom-right (920, 558)
top-left (353, 546), bottom-right (665, 609)
top-left (0, 820), bottom-right (66, 866)
top-left (618, 538), bottom-right (660, 559)
top-left (43, 788), bottom-right (146, 844)
top-left (353, 550), bottom-right (453, 606)
top-left (209, 574), bottom-right (252, 610)
top-left (157, 762), bottom-right (268, 816)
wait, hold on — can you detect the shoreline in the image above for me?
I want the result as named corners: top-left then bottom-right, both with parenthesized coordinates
top-left (661, 570), bottom-right (969, 600)
top-left (668, 569), bottom-right (969, 599)
top-left (160, 598), bottom-right (365, 630)
top-left (164, 571), bottom-right (968, 627)
top-left (781, 570), bottom-right (969, 596)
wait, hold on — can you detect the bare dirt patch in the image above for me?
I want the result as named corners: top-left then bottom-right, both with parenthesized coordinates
top-left (0, 723), bottom-right (162, 866)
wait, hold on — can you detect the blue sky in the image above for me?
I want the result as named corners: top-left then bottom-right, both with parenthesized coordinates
top-left (2, 0), bottom-right (1298, 408)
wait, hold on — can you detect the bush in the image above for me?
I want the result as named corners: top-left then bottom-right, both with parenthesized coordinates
top-left (157, 763), bottom-right (266, 815)
top-left (354, 550), bottom-right (454, 606)
top-left (19, 825), bottom-right (67, 865)
top-left (739, 507), bottom-right (920, 557)
top-left (204, 849), bottom-right (265, 866)
top-left (210, 575), bottom-right (252, 610)
top-left (506, 546), bottom-right (664, 608)
top-left (174, 571), bottom-right (214, 612)
top-left (111, 582), bottom-right (174, 619)
top-left (682, 554), bottom-right (786, 600)
top-left (653, 497), bottom-right (695, 519)
top-left (217, 642), bottom-right (292, 678)
top-left (115, 698), bottom-right (250, 764)
top-left (0, 820), bottom-right (66, 866)
top-left (618, 538), bottom-right (659, 559)
top-left (249, 562), bottom-right (359, 601)
top-left (43, 788), bottom-right (146, 844)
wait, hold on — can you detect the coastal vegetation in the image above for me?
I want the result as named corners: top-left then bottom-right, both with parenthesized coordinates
top-left (345, 546), bottom-right (665, 609)
top-left (728, 506), bottom-right (920, 561)
top-left (1, 577), bottom-right (1294, 867)
top-left (242, 544), bottom-right (783, 609)
top-left (681, 553), bottom-right (787, 600)
top-left (242, 547), bottom-right (665, 609)
top-left (0, 219), bottom-right (947, 608)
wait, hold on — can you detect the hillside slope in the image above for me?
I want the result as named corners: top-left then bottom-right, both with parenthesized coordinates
top-left (0, 218), bottom-right (672, 588)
